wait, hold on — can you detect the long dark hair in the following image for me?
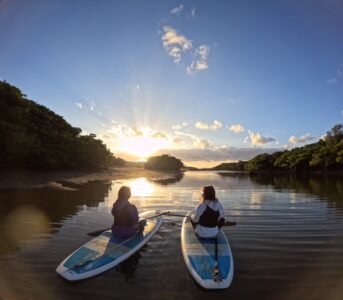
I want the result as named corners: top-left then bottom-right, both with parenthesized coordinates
top-left (116, 186), bottom-right (131, 202)
top-left (202, 186), bottom-right (217, 202)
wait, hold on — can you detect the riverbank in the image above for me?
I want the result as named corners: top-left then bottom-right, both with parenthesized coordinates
top-left (0, 167), bottom-right (183, 189)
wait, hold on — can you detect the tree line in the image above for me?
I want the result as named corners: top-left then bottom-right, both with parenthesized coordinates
top-left (215, 124), bottom-right (343, 173)
top-left (0, 80), bottom-right (123, 170)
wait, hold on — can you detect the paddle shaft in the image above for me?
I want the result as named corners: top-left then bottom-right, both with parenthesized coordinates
top-left (87, 211), bottom-right (167, 237)
top-left (163, 212), bottom-right (236, 227)
top-left (87, 211), bottom-right (236, 236)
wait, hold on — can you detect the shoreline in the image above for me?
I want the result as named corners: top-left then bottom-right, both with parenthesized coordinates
top-left (0, 167), bottom-right (183, 190)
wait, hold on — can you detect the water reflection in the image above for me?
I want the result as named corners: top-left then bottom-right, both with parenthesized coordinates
top-left (0, 171), bottom-right (342, 300)
top-left (249, 174), bottom-right (343, 207)
top-left (128, 178), bottom-right (155, 197)
top-left (0, 181), bottom-right (112, 254)
top-left (117, 252), bottom-right (141, 281)
top-left (250, 192), bottom-right (263, 208)
top-left (149, 172), bottom-right (184, 185)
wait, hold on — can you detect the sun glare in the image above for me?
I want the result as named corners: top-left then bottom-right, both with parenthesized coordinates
top-left (128, 178), bottom-right (155, 197)
top-left (120, 135), bottom-right (169, 159)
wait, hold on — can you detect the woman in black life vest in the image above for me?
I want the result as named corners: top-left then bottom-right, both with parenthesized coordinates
top-left (191, 186), bottom-right (225, 238)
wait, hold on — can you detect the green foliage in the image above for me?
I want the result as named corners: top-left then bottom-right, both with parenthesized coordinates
top-left (0, 80), bottom-right (116, 170)
top-left (245, 124), bottom-right (343, 173)
top-left (212, 160), bottom-right (246, 171)
top-left (144, 154), bottom-right (184, 171)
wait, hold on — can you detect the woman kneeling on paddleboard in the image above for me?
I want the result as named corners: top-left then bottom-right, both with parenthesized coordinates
top-left (191, 186), bottom-right (225, 238)
top-left (111, 186), bottom-right (146, 239)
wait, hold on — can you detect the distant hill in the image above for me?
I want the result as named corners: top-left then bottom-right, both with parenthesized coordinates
top-left (0, 80), bottom-right (119, 171)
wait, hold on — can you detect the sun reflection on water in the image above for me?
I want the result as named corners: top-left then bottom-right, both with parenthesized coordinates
top-left (128, 177), bottom-right (155, 197)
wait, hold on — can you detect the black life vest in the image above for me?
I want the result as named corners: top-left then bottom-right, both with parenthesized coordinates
top-left (112, 201), bottom-right (136, 227)
top-left (198, 205), bottom-right (220, 228)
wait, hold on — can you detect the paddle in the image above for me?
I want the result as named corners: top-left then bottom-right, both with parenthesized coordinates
top-left (87, 211), bottom-right (169, 237)
top-left (87, 211), bottom-right (236, 237)
top-left (162, 212), bottom-right (237, 227)
top-left (212, 236), bottom-right (222, 282)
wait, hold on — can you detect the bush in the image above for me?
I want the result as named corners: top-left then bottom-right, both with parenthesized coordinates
top-left (144, 154), bottom-right (183, 171)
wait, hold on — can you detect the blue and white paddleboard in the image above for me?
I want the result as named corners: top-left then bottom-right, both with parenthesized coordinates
top-left (56, 210), bottom-right (163, 281)
top-left (181, 212), bottom-right (234, 289)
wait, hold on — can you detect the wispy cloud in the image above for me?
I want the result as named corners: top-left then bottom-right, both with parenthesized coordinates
top-left (195, 120), bottom-right (222, 130)
top-left (75, 101), bottom-right (96, 111)
top-left (245, 130), bottom-right (275, 146)
top-left (288, 133), bottom-right (315, 145)
top-left (174, 131), bottom-right (211, 149)
top-left (162, 26), bottom-right (192, 64)
top-left (170, 4), bottom-right (184, 15)
top-left (229, 124), bottom-right (245, 133)
top-left (172, 122), bottom-right (188, 130)
top-left (327, 65), bottom-right (343, 84)
top-left (74, 100), bottom-right (104, 120)
top-left (191, 6), bottom-right (196, 18)
top-left (187, 44), bottom-right (210, 74)
top-left (327, 78), bottom-right (338, 84)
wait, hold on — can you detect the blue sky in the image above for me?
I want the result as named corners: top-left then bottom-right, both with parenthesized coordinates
top-left (1, 0), bottom-right (342, 166)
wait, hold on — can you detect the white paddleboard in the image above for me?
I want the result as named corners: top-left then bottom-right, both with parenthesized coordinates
top-left (181, 211), bottom-right (234, 289)
top-left (56, 210), bottom-right (163, 281)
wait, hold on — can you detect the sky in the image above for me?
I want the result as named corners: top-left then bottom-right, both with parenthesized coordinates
top-left (0, 0), bottom-right (342, 167)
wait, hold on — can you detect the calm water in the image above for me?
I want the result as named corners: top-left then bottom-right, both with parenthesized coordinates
top-left (0, 171), bottom-right (343, 300)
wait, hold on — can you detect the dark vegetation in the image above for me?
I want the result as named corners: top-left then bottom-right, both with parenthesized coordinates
top-left (0, 81), bottom-right (122, 171)
top-left (144, 154), bottom-right (184, 171)
top-left (211, 124), bottom-right (343, 173)
top-left (211, 161), bottom-right (246, 171)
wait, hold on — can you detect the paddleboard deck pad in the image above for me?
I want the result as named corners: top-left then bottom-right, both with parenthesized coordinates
top-left (56, 210), bottom-right (163, 281)
top-left (181, 211), bottom-right (234, 289)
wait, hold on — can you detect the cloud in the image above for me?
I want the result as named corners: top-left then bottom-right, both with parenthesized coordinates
top-left (173, 136), bottom-right (183, 144)
top-left (162, 26), bottom-right (192, 64)
top-left (174, 131), bottom-right (211, 149)
top-left (327, 78), bottom-right (338, 84)
top-left (196, 138), bottom-right (211, 149)
top-left (74, 101), bottom-right (96, 112)
top-left (195, 120), bottom-right (222, 130)
top-left (288, 133), bottom-right (315, 145)
top-left (172, 122), bottom-right (188, 130)
top-left (75, 102), bottom-right (83, 109)
top-left (191, 6), bottom-right (196, 18)
top-left (195, 121), bottom-right (209, 129)
top-left (229, 124), bottom-right (245, 133)
top-left (168, 47), bottom-right (182, 63)
top-left (74, 100), bottom-right (106, 121)
top-left (170, 4), bottom-right (184, 15)
top-left (161, 23), bottom-right (210, 75)
top-left (327, 65), bottom-right (343, 84)
top-left (246, 130), bottom-right (275, 146)
top-left (152, 131), bottom-right (168, 139)
top-left (187, 44), bottom-right (210, 74)
top-left (341, 110), bottom-right (343, 116)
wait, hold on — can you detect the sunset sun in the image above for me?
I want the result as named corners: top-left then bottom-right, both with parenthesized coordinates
top-left (120, 135), bottom-right (170, 159)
